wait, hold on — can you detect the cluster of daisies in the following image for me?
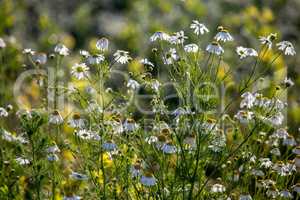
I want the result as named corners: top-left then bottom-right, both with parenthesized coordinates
top-left (0, 19), bottom-right (298, 199)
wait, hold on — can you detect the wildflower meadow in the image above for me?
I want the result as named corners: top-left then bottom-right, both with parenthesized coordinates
top-left (0, 1), bottom-right (300, 200)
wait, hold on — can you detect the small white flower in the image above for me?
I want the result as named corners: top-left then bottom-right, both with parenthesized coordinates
top-left (184, 43), bottom-right (199, 53)
top-left (69, 172), bottom-right (88, 181)
top-left (22, 48), bottom-right (35, 55)
top-left (259, 33), bottom-right (277, 49)
top-left (127, 79), bottom-right (140, 90)
top-left (283, 135), bottom-right (296, 146)
top-left (270, 148), bottom-right (281, 156)
top-left (96, 37), bottom-right (109, 51)
top-left (283, 77), bottom-right (294, 88)
top-left (266, 112), bottom-right (284, 126)
top-left (140, 58), bottom-right (154, 67)
top-left (49, 110), bottom-right (63, 125)
top-left (206, 42), bottom-right (224, 55)
top-left (214, 27), bottom-right (234, 42)
top-left (140, 173), bottom-right (156, 186)
top-left (292, 183), bottom-right (300, 193)
top-left (266, 188), bottom-right (279, 198)
top-left (150, 31), bottom-right (170, 42)
top-left (211, 183), bottom-right (226, 193)
top-left (68, 114), bottom-right (85, 128)
top-left (54, 44), bottom-right (69, 56)
top-left (15, 157), bottom-right (30, 165)
top-left (0, 38), bottom-right (6, 48)
top-left (277, 41), bottom-right (296, 56)
top-left (145, 136), bottom-right (158, 144)
top-left (71, 63), bottom-right (89, 80)
top-left (113, 50), bottom-right (131, 64)
top-left (190, 20), bottom-right (209, 35)
top-left (234, 110), bottom-right (254, 123)
top-left (123, 118), bottom-right (138, 132)
top-left (75, 129), bottom-right (101, 141)
top-left (0, 107), bottom-right (8, 117)
top-left (130, 163), bottom-right (142, 177)
top-left (87, 54), bottom-right (105, 65)
top-left (259, 158), bottom-right (273, 168)
top-left (46, 144), bottom-right (60, 153)
top-left (272, 128), bottom-right (289, 139)
top-left (240, 92), bottom-right (256, 109)
top-left (236, 46), bottom-right (257, 59)
top-left (252, 169), bottom-right (265, 177)
top-left (79, 50), bottom-right (90, 57)
top-left (169, 31), bottom-right (187, 44)
top-left (63, 195), bottom-right (81, 200)
top-left (292, 146), bottom-right (300, 155)
top-left (163, 48), bottom-right (179, 65)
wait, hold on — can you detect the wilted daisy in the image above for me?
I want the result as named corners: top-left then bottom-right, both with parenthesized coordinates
top-left (259, 33), bottom-right (277, 49)
top-left (266, 187), bottom-right (279, 198)
top-left (102, 140), bottom-right (117, 151)
top-left (169, 30), bottom-right (187, 44)
top-left (0, 38), bottom-right (6, 48)
top-left (140, 58), bottom-right (154, 67)
top-left (276, 41), bottom-right (296, 56)
top-left (49, 110), bottom-right (63, 125)
top-left (292, 183), bottom-right (300, 193)
top-left (127, 79), bottom-right (140, 90)
top-left (236, 46), bottom-right (258, 59)
top-left (214, 26), bottom-right (234, 42)
top-left (130, 162), bottom-right (142, 177)
top-left (96, 37), bottom-right (109, 51)
top-left (140, 172), bottom-right (156, 186)
top-left (150, 31), bottom-right (170, 42)
top-left (1, 129), bottom-right (27, 144)
top-left (70, 172), bottom-right (88, 181)
top-left (259, 158), bottom-right (273, 168)
top-left (0, 107), bottom-right (8, 117)
top-left (206, 41), bottom-right (224, 55)
top-left (75, 129), bottom-right (101, 141)
top-left (68, 113), bottom-right (85, 128)
top-left (15, 157), bottom-right (30, 165)
top-left (163, 48), bottom-right (179, 65)
top-left (283, 135), bottom-right (296, 146)
top-left (184, 43), bottom-right (199, 53)
top-left (54, 44), bottom-right (69, 56)
top-left (270, 148), bottom-right (281, 156)
top-left (190, 20), bottom-right (209, 35)
top-left (87, 54), bottom-right (105, 65)
top-left (123, 118), bottom-right (138, 132)
top-left (211, 183), bottom-right (226, 193)
top-left (113, 50), bottom-right (131, 64)
top-left (71, 63), bottom-right (89, 80)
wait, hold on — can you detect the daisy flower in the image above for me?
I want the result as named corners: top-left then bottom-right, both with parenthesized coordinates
top-left (113, 50), bottom-right (131, 64)
top-left (96, 37), bottom-right (109, 51)
top-left (239, 194), bottom-right (252, 200)
top-left (236, 46), bottom-right (258, 59)
top-left (283, 135), bottom-right (296, 146)
top-left (169, 30), bottom-right (187, 45)
top-left (276, 41), bottom-right (296, 56)
top-left (240, 92), bottom-right (256, 109)
top-left (140, 172), bottom-right (156, 186)
top-left (283, 77), bottom-right (294, 88)
top-left (140, 58), bottom-right (154, 67)
top-left (123, 118), bottom-right (138, 132)
top-left (190, 20), bottom-right (209, 35)
top-left (150, 31), bottom-right (170, 42)
top-left (49, 110), bottom-right (63, 125)
top-left (127, 79), bottom-right (140, 90)
top-left (214, 26), bottom-right (234, 42)
top-left (161, 141), bottom-right (177, 154)
top-left (22, 48), bottom-right (35, 55)
top-left (0, 107), bottom-right (8, 117)
top-left (68, 113), bottom-right (85, 128)
top-left (79, 50), bottom-right (90, 58)
top-left (63, 196), bottom-right (81, 200)
top-left (292, 146), bottom-right (300, 155)
top-left (47, 154), bottom-right (59, 162)
top-left (87, 54), bottom-right (105, 65)
top-left (211, 183), bottom-right (226, 193)
top-left (292, 183), bottom-right (300, 193)
top-left (184, 43), bottom-right (199, 53)
top-left (130, 162), bottom-right (142, 177)
top-left (15, 157), bottom-right (30, 165)
top-left (259, 33), bottom-right (277, 49)
top-left (279, 190), bottom-right (293, 199)
top-left (46, 144), bottom-right (60, 154)
top-left (234, 110), bottom-right (254, 123)
top-left (75, 129), bottom-right (101, 141)
top-left (206, 42), bottom-right (224, 55)
top-left (54, 44), bottom-right (69, 56)
top-left (163, 48), bottom-right (179, 65)
top-left (71, 63), bottom-right (90, 80)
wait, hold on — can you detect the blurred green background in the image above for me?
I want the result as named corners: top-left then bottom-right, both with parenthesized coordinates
top-left (0, 0), bottom-right (299, 130)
